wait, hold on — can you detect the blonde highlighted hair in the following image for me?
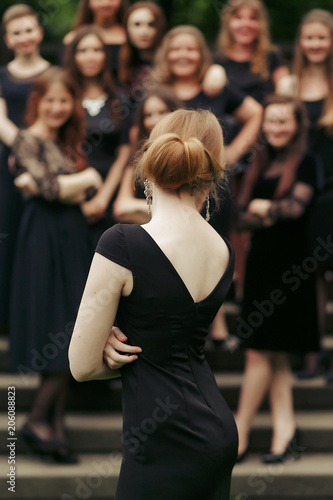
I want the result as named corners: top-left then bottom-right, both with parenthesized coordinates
top-left (293, 9), bottom-right (333, 133)
top-left (217, 0), bottom-right (273, 78)
top-left (135, 109), bottom-right (226, 200)
top-left (151, 26), bottom-right (212, 85)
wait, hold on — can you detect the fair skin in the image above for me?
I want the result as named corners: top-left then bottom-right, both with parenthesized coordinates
top-left (127, 7), bottom-right (157, 61)
top-left (113, 96), bottom-right (169, 224)
top-left (14, 82), bottom-right (102, 202)
top-left (63, 0), bottom-right (126, 45)
top-left (0, 15), bottom-right (50, 147)
top-left (277, 22), bottom-right (332, 100)
top-left (69, 183), bottom-right (231, 382)
top-left (167, 33), bottom-right (262, 166)
top-left (204, 6), bottom-right (288, 97)
top-left (71, 33), bottom-right (131, 222)
top-left (236, 103), bottom-right (314, 456)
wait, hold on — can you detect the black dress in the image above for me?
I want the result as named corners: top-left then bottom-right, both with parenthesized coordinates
top-left (82, 94), bottom-right (130, 246)
top-left (305, 99), bottom-right (333, 270)
top-left (183, 86), bottom-right (245, 237)
top-left (96, 224), bottom-right (238, 500)
top-left (8, 131), bottom-right (92, 374)
top-left (215, 50), bottom-right (286, 104)
top-left (0, 65), bottom-right (50, 327)
top-left (239, 154), bottom-right (320, 352)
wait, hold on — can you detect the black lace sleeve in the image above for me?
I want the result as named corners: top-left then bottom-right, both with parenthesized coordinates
top-left (12, 131), bottom-right (60, 201)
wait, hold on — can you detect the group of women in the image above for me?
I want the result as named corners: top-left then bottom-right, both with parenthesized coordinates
top-left (0, 0), bottom-right (332, 486)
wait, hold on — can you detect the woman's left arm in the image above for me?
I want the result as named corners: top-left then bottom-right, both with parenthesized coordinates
top-left (248, 182), bottom-right (314, 219)
top-left (69, 252), bottom-right (137, 382)
top-left (81, 144), bottom-right (131, 223)
top-left (226, 96), bottom-right (263, 166)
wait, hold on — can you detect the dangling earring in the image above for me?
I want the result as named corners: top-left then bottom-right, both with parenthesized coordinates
top-left (144, 179), bottom-right (152, 215)
top-left (205, 193), bottom-right (210, 222)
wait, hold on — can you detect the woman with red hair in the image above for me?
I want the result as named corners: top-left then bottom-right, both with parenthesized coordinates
top-left (8, 67), bottom-right (102, 463)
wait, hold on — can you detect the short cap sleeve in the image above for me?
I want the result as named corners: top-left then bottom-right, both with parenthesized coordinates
top-left (297, 152), bottom-right (322, 191)
top-left (95, 224), bottom-right (132, 270)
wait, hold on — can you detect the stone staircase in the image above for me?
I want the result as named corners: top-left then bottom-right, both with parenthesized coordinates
top-left (0, 303), bottom-right (333, 500)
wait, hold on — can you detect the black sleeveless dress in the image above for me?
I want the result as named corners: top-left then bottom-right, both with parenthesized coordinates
top-left (96, 224), bottom-right (238, 500)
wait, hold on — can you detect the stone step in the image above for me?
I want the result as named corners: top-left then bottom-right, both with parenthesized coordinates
top-left (0, 372), bottom-right (332, 412)
top-left (1, 411), bottom-right (332, 454)
top-left (0, 453), bottom-right (332, 499)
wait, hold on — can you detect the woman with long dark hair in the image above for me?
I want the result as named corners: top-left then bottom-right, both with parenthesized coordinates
top-left (8, 68), bottom-right (102, 463)
top-left (235, 94), bottom-right (320, 463)
top-left (63, 25), bottom-right (131, 245)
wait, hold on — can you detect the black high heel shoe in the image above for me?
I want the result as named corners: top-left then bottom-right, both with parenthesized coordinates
top-left (20, 423), bottom-right (59, 456)
top-left (262, 429), bottom-right (301, 464)
top-left (51, 440), bottom-right (79, 464)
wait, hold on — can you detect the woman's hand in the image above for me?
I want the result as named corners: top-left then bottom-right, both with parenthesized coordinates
top-left (81, 193), bottom-right (108, 223)
top-left (103, 326), bottom-right (142, 370)
top-left (14, 172), bottom-right (39, 197)
top-left (202, 64), bottom-right (227, 97)
top-left (248, 198), bottom-right (272, 217)
top-left (85, 167), bottom-right (103, 190)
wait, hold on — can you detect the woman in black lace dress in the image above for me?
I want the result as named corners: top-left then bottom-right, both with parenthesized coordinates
top-left (235, 95), bottom-right (320, 463)
top-left (8, 68), bottom-right (102, 463)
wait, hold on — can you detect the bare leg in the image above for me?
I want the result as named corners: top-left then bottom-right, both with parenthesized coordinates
top-left (235, 349), bottom-right (273, 455)
top-left (269, 353), bottom-right (296, 454)
top-left (27, 372), bottom-right (69, 441)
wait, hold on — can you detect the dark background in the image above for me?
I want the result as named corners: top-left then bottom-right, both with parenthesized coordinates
top-left (1, 0), bottom-right (333, 64)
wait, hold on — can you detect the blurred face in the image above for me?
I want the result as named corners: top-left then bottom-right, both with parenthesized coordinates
top-left (143, 96), bottom-right (170, 132)
top-left (167, 34), bottom-right (201, 79)
top-left (5, 15), bottom-right (43, 55)
top-left (127, 8), bottom-right (157, 50)
top-left (262, 103), bottom-right (297, 149)
top-left (229, 6), bottom-right (260, 46)
top-left (37, 82), bottom-right (74, 131)
top-left (300, 22), bottom-right (332, 64)
top-left (88, 0), bottom-right (122, 20)
top-left (75, 34), bottom-right (106, 77)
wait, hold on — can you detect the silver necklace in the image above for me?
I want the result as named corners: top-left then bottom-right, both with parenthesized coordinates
top-left (82, 94), bottom-right (108, 116)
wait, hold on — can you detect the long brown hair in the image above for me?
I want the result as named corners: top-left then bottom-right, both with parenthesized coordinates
top-left (217, 0), bottom-right (273, 78)
top-left (119, 2), bottom-right (167, 84)
top-left (152, 25), bottom-right (212, 85)
top-left (136, 85), bottom-right (185, 143)
top-left (25, 67), bottom-right (87, 170)
top-left (293, 9), bottom-right (333, 133)
top-left (237, 94), bottom-right (309, 207)
top-left (72, 0), bottom-right (128, 29)
top-left (62, 25), bottom-right (121, 126)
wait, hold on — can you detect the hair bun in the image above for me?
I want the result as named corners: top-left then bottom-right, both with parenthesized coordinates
top-left (142, 133), bottom-right (206, 189)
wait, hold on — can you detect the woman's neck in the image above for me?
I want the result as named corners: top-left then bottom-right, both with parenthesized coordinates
top-left (303, 61), bottom-right (327, 78)
top-left (29, 121), bottom-right (57, 141)
top-left (226, 42), bottom-right (254, 62)
top-left (8, 52), bottom-right (48, 77)
top-left (150, 185), bottom-right (201, 223)
top-left (82, 79), bottom-right (105, 98)
top-left (137, 48), bottom-right (154, 62)
top-left (94, 14), bottom-right (117, 28)
top-left (171, 78), bottom-right (201, 101)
